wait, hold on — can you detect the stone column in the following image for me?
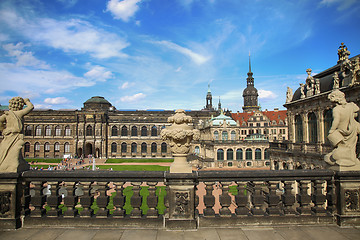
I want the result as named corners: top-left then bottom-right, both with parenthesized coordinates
top-left (161, 110), bottom-right (200, 173)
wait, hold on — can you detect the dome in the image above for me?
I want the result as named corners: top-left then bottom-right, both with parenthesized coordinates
top-left (211, 111), bottom-right (237, 126)
top-left (84, 96), bottom-right (111, 104)
top-left (83, 96), bottom-right (112, 111)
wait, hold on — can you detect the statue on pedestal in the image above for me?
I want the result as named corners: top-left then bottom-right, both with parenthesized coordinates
top-left (0, 97), bottom-right (33, 172)
top-left (286, 87), bottom-right (293, 103)
top-left (324, 90), bottom-right (360, 170)
top-left (333, 72), bottom-right (340, 89)
top-left (161, 109), bottom-right (200, 173)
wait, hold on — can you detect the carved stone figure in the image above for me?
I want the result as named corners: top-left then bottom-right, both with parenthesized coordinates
top-left (324, 90), bottom-right (360, 170)
top-left (338, 42), bottom-right (351, 64)
top-left (286, 87), bottom-right (293, 103)
top-left (305, 68), bottom-right (315, 97)
top-left (333, 72), bottom-right (340, 89)
top-left (350, 57), bottom-right (360, 86)
top-left (315, 78), bottom-right (320, 94)
top-left (161, 109), bottom-right (200, 173)
top-left (300, 83), bottom-right (305, 99)
top-left (0, 97), bottom-right (33, 172)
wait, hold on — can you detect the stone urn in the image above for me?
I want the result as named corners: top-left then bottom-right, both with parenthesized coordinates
top-left (161, 109), bottom-right (200, 173)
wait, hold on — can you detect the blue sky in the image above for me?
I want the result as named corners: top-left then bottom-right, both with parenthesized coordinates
top-left (0, 0), bottom-right (359, 111)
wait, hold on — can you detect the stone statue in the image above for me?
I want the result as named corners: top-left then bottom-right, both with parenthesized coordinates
top-left (333, 72), bottom-right (340, 89)
top-left (315, 78), bottom-right (320, 94)
top-left (0, 97), bottom-right (33, 172)
top-left (286, 87), bottom-right (293, 103)
top-left (161, 109), bottom-right (200, 173)
top-left (305, 68), bottom-right (315, 97)
top-left (324, 90), bottom-right (360, 170)
top-left (350, 57), bottom-right (360, 86)
top-left (337, 42), bottom-right (351, 64)
top-left (300, 83), bottom-right (305, 99)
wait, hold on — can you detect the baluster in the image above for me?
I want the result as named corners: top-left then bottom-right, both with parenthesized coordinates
top-left (282, 181), bottom-right (296, 215)
top-left (130, 182), bottom-right (142, 218)
top-left (63, 181), bottom-right (78, 217)
top-left (79, 182), bottom-right (92, 217)
top-left (296, 180), bottom-right (312, 215)
top-left (95, 182), bottom-right (109, 217)
top-left (266, 181), bottom-right (281, 215)
top-left (311, 180), bottom-right (326, 215)
top-left (146, 182), bottom-right (159, 218)
top-left (326, 179), bottom-right (336, 214)
top-left (251, 181), bottom-right (265, 216)
top-left (112, 182), bottom-right (125, 218)
top-left (46, 181), bottom-right (61, 217)
top-left (22, 181), bottom-right (31, 217)
top-left (219, 181), bottom-right (232, 216)
top-left (203, 182), bottom-right (215, 217)
top-left (31, 181), bottom-right (46, 217)
top-left (235, 181), bottom-right (249, 216)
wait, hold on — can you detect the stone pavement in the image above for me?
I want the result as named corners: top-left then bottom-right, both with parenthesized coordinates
top-left (0, 226), bottom-right (359, 240)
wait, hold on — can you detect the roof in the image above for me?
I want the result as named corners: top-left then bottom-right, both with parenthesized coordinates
top-left (231, 109), bottom-right (287, 125)
top-left (211, 111), bottom-right (237, 126)
top-left (84, 96), bottom-right (111, 105)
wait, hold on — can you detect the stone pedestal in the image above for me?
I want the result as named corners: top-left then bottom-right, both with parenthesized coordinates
top-left (170, 154), bottom-right (192, 173)
top-left (0, 173), bottom-right (22, 229)
top-left (165, 173), bottom-right (196, 230)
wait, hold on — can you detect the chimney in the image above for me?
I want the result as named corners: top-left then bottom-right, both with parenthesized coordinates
top-left (274, 108), bottom-right (279, 112)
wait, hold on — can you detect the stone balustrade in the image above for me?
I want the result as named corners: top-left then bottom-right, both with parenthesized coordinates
top-left (0, 169), bottom-right (359, 230)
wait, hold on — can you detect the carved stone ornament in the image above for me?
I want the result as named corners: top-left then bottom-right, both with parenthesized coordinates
top-left (285, 87), bottom-right (293, 103)
top-left (333, 72), bottom-right (340, 89)
top-left (324, 90), bottom-right (360, 170)
top-left (338, 42), bottom-right (351, 64)
top-left (175, 191), bottom-right (189, 215)
top-left (0, 191), bottom-right (11, 215)
top-left (161, 109), bottom-right (200, 173)
top-left (344, 189), bottom-right (360, 211)
top-left (0, 97), bottom-right (33, 172)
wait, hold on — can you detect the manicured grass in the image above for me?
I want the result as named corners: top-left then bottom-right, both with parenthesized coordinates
top-left (106, 158), bottom-right (173, 163)
top-left (98, 165), bottom-right (170, 171)
top-left (26, 158), bottom-right (62, 163)
top-left (30, 165), bottom-right (51, 169)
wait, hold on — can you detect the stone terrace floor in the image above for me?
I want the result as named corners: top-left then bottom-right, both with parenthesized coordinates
top-left (1, 226), bottom-right (359, 240)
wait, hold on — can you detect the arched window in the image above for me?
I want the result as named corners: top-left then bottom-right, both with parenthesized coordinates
top-left (231, 131), bottom-right (236, 141)
top-left (214, 131), bottom-right (219, 141)
top-left (194, 146), bottom-right (200, 155)
top-left (65, 126), bottom-right (71, 136)
top-left (112, 126), bottom-right (118, 136)
top-left (45, 126), bottom-right (51, 136)
top-left (161, 142), bottom-right (167, 153)
top-left (308, 112), bottom-right (318, 143)
top-left (141, 126), bottom-right (147, 136)
top-left (295, 115), bottom-right (303, 142)
top-left (222, 131), bottom-right (228, 141)
top-left (141, 142), bottom-right (147, 153)
top-left (246, 162), bottom-right (252, 166)
top-left (55, 126), bottom-right (61, 136)
top-left (131, 126), bottom-right (138, 136)
top-left (111, 142), bottom-right (117, 152)
top-left (151, 126), bottom-right (157, 136)
top-left (323, 109), bottom-right (333, 142)
top-left (151, 142), bottom-right (157, 153)
top-left (86, 125), bottom-right (93, 136)
top-left (24, 142), bottom-right (30, 152)
top-left (35, 126), bottom-right (42, 136)
top-left (264, 149), bottom-right (269, 160)
top-left (25, 126), bottom-right (32, 136)
top-left (227, 149), bottom-right (234, 160)
top-left (228, 162), bottom-right (233, 167)
top-left (131, 142), bottom-right (137, 153)
top-left (34, 142), bottom-right (40, 152)
top-left (217, 149), bottom-right (224, 160)
top-left (121, 126), bottom-right (128, 136)
top-left (255, 148), bottom-right (261, 160)
top-left (246, 148), bottom-right (252, 160)
top-left (54, 142), bottom-right (60, 152)
top-left (64, 142), bottom-right (70, 153)
top-left (121, 142), bottom-right (127, 153)
top-left (45, 142), bottom-right (50, 152)
top-left (236, 149), bottom-right (243, 160)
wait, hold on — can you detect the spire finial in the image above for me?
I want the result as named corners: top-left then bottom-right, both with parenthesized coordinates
top-left (249, 51), bottom-right (252, 73)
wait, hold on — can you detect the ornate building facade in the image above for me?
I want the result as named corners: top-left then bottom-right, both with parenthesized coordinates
top-left (270, 43), bottom-right (360, 170)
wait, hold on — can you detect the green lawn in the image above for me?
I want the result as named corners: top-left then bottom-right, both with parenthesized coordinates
top-left (106, 158), bottom-right (173, 163)
top-left (26, 158), bottom-right (62, 163)
top-left (98, 165), bottom-right (170, 171)
top-left (30, 164), bottom-right (51, 169)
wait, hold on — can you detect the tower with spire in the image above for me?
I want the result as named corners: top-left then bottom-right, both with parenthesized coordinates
top-left (205, 84), bottom-right (213, 110)
top-left (242, 53), bottom-right (260, 113)
top-left (218, 96), bottom-right (222, 111)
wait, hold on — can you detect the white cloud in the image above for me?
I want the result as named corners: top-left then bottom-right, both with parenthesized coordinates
top-left (106, 0), bottom-right (142, 22)
top-left (221, 89), bottom-right (242, 100)
top-left (120, 93), bottom-right (146, 102)
top-left (0, 33), bottom-right (8, 42)
top-left (0, 10), bottom-right (129, 59)
top-left (84, 65), bottom-right (113, 82)
top-left (44, 97), bottom-right (70, 104)
top-left (153, 40), bottom-right (210, 65)
top-left (175, 66), bottom-right (182, 72)
top-left (258, 89), bottom-right (277, 99)
top-left (120, 81), bottom-right (131, 89)
top-left (3, 42), bottom-right (50, 69)
top-left (57, 0), bottom-right (78, 8)
top-left (320, 0), bottom-right (357, 10)
top-left (34, 104), bottom-right (52, 109)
